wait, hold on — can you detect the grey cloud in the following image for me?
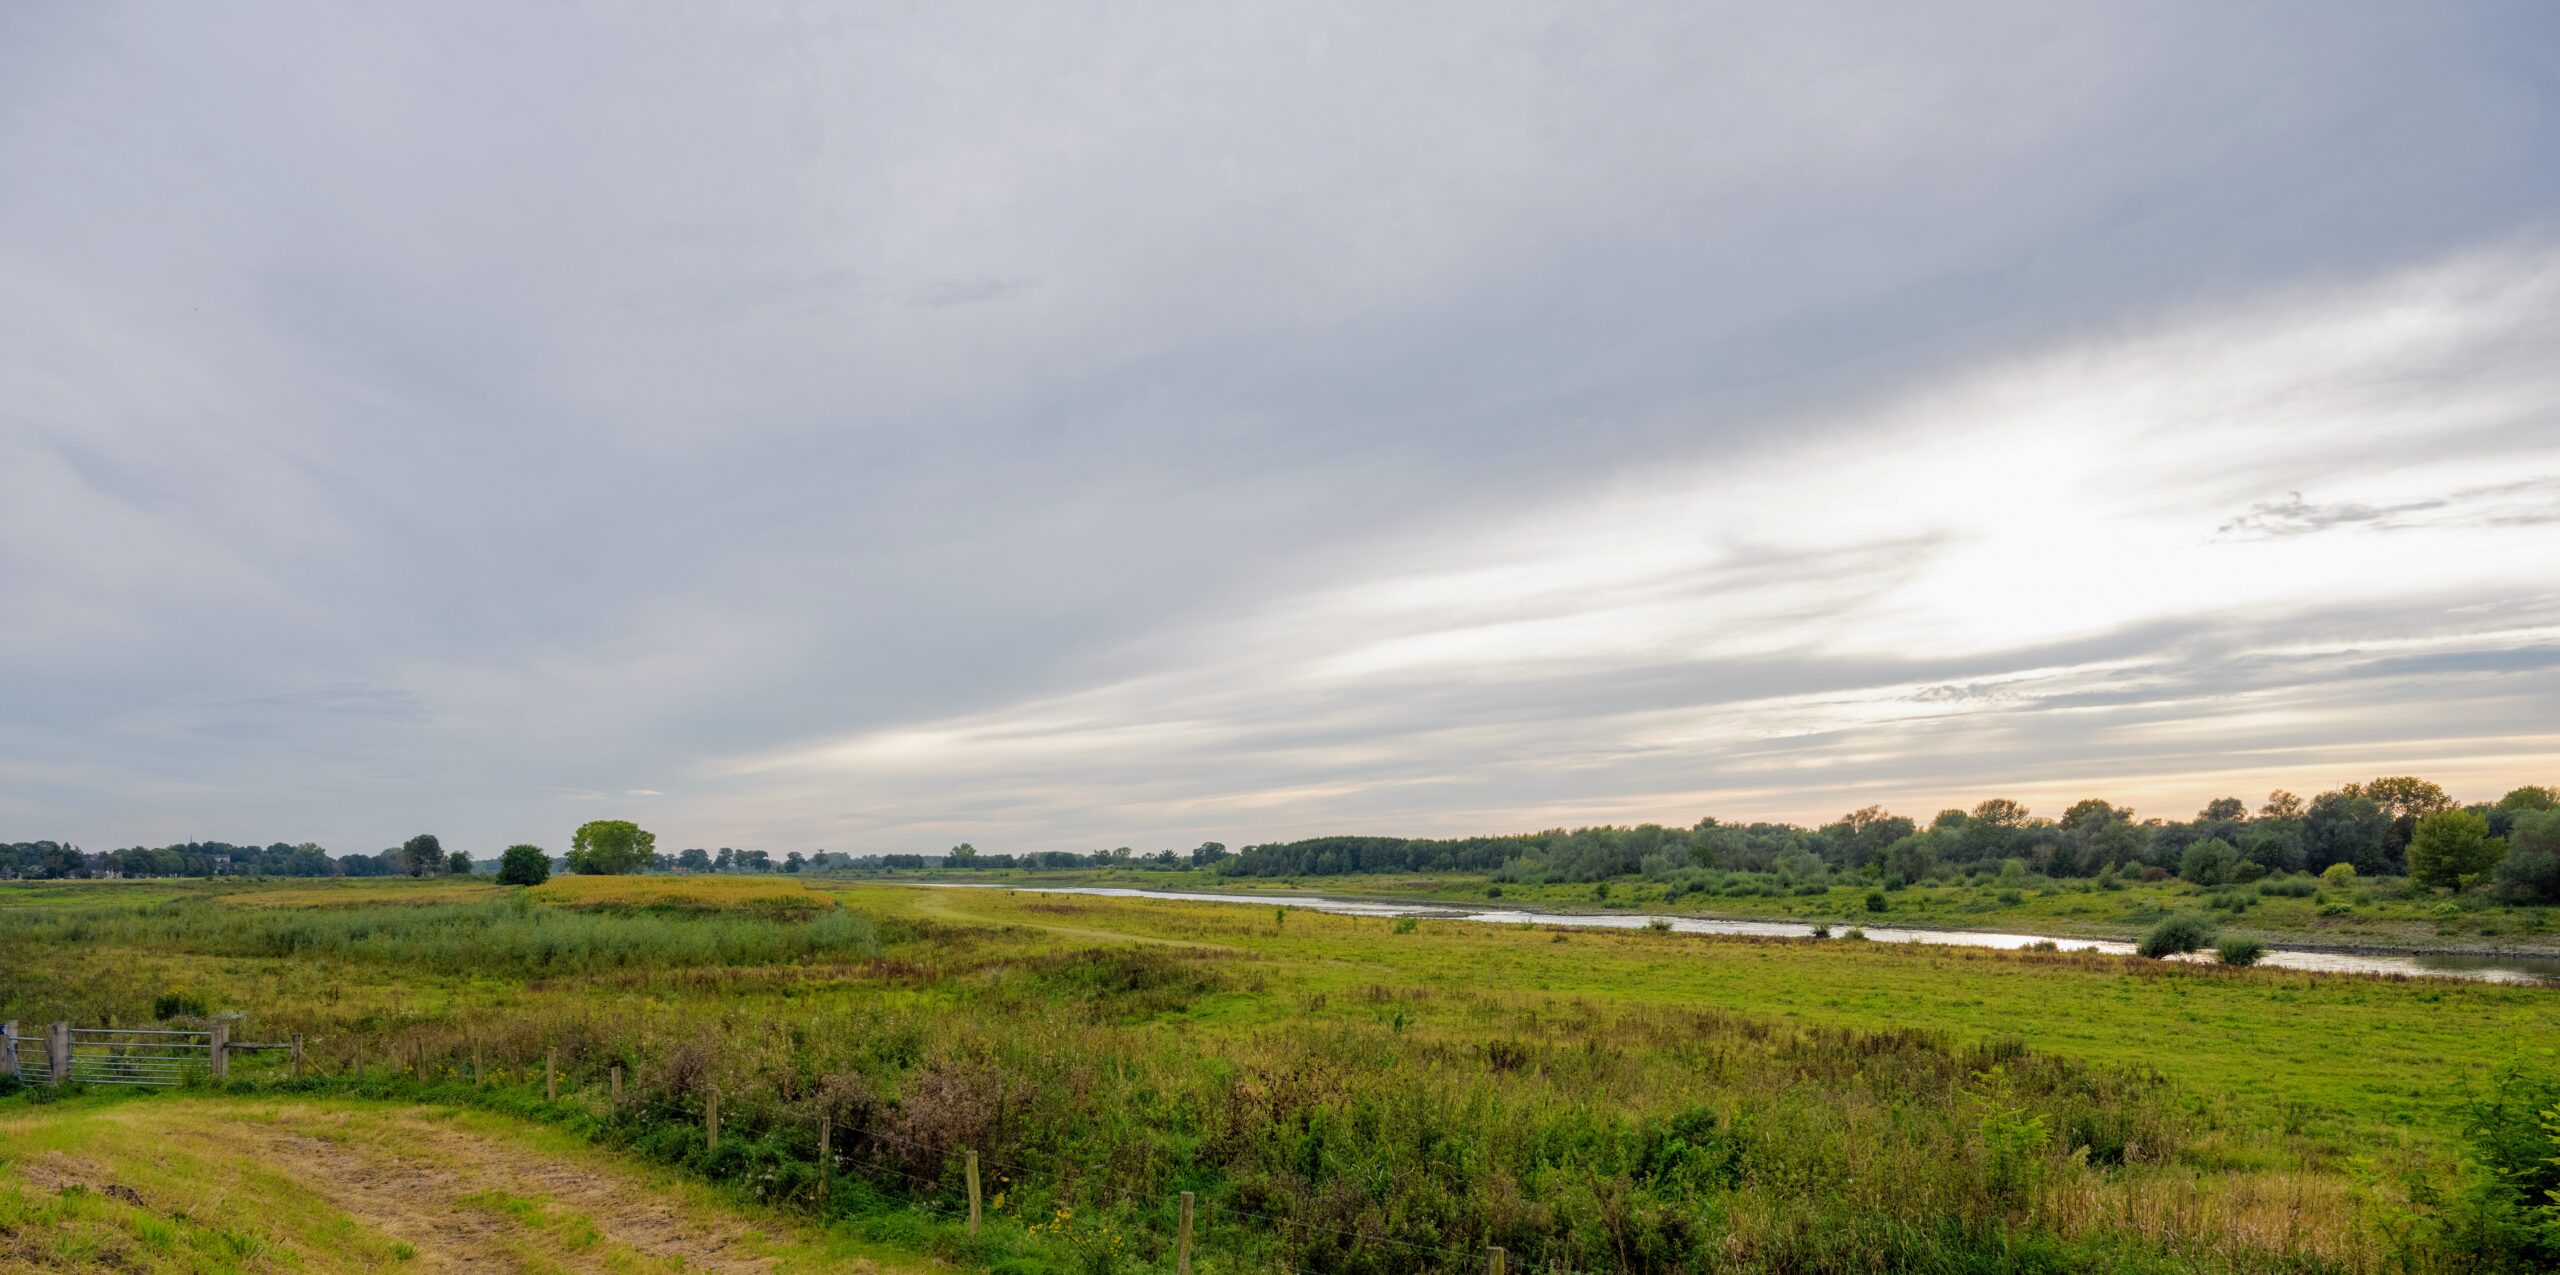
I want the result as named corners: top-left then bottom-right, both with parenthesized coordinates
top-left (2215, 477), bottom-right (2560, 540)
top-left (2, 3), bottom-right (2557, 852)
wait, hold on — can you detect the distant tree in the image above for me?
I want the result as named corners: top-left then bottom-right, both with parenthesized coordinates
top-left (947, 843), bottom-right (978, 865)
top-left (2492, 810), bottom-right (2560, 904)
top-left (2407, 809), bottom-right (2504, 891)
top-left (1876, 833), bottom-right (1941, 885)
top-left (784, 851), bottom-right (806, 873)
top-left (678, 848), bottom-right (712, 871)
top-left (1820, 807), bottom-right (1915, 870)
top-left (2241, 820), bottom-right (2305, 874)
top-left (1190, 841), bottom-right (1231, 867)
top-left (2347, 776), bottom-right (2457, 862)
top-left (714, 848), bottom-right (735, 871)
top-left (2199, 797), bottom-right (2249, 823)
top-left (2496, 785), bottom-right (2558, 813)
top-left (2348, 776), bottom-right (2456, 821)
top-left (2179, 838), bottom-right (2239, 887)
top-left (402, 833), bottom-right (444, 878)
top-left (2260, 790), bottom-right (2305, 819)
top-left (496, 844), bottom-right (551, 886)
top-left (446, 850), bottom-right (472, 875)
top-left (2302, 792), bottom-right (2390, 876)
top-left (565, 820), bottom-right (655, 875)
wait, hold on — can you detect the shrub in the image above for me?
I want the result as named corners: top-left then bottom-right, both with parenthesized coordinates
top-left (1810, 922), bottom-right (1831, 938)
top-left (1864, 890), bottom-right (1887, 913)
top-left (497, 844), bottom-right (552, 887)
top-left (152, 990), bottom-right (207, 1019)
top-left (2138, 866), bottom-right (2170, 883)
top-left (2321, 862), bottom-right (2357, 885)
top-left (1392, 916), bottom-right (1418, 934)
top-left (2180, 838), bottom-right (2238, 886)
top-left (2136, 914), bottom-right (2217, 959)
top-left (2260, 874), bottom-right (2317, 898)
top-left (2214, 937), bottom-right (2266, 967)
top-left (1841, 927), bottom-right (1867, 940)
top-left (2425, 1059), bottom-right (2560, 1269)
top-left (1645, 916), bottom-right (1673, 933)
top-left (2492, 811), bottom-right (2560, 905)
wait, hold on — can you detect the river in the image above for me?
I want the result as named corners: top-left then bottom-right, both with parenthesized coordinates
top-left (920, 883), bottom-right (2560, 985)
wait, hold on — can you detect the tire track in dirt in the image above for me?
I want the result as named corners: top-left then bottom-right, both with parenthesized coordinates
top-left (159, 1106), bottom-right (790, 1273)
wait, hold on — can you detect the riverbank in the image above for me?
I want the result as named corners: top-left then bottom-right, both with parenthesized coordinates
top-left (875, 866), bottom-right (2560, 960)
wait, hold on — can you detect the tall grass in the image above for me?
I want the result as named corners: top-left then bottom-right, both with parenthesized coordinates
top-left (0, 896), bottom-right (879, 976)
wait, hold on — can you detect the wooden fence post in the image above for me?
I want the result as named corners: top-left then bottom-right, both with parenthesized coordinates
top-left (611, 1064), bottom-right (622, 1107)
top-left (1, 1020), bottom-right (16, 1080)
top-left (208, 1020), bottom-right (229, 1080)
top-left (546, 1050), bottom-right (557, 1101)
top-left (706, 1088), bottom-right (720, 1152)
top-left (1489, 1245), bottom-right (1506, 1275)
top-left (966, 1149), bottom-right (981, 1236)
top-left (472, 1040), bottom-right (482, 1085)
top-left (291, 1034), bottom-right (304, 1080)
top-left (1177, 1191), bottom-right (1194, 1275)
top-left (49, 1022), bottom-right (69, 1085)
top-left (817, 1115), bottom-right (832, 1204)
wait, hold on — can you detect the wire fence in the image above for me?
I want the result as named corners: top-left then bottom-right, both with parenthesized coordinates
top-left (3, 1019), bottom-right (1529, 1273)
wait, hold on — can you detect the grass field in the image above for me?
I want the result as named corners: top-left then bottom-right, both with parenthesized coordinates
top-left (3, 875), bottom-right (2556, 1272)
top-left (0, 1096), bottom-right (924, 1273)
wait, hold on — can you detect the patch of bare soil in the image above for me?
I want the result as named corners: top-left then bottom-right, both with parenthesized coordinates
top-left (173, 1109), bottom-right (788, 1273)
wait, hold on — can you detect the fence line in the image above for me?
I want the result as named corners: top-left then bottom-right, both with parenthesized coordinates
top-left (0, 1019), bottom-right (1522, 1273)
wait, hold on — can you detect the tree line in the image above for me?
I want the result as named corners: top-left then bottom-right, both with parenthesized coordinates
top-left (9, 779), bottom-right (2555, 903)
top-left (1216, 778), bottom-right (2560, 904)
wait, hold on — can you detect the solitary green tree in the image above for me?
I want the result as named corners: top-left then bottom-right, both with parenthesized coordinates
top-left (446, 850), bottom-right (472, 874)
top-left (496, 844), bottom-right (551, 886)
top-left (402, 833), bottom-right (444, 878)
top-left (566, 820), bottom-right (655, 875)
top-left (2407, 808), bottom-right (2504, 891)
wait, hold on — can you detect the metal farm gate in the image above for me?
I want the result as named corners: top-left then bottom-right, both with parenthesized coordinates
top-left (1, 1019), bottom-right (293, 1086)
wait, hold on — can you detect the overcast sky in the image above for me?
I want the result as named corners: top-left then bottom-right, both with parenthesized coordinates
top-left (4, 3), bottom-right (2557, 857)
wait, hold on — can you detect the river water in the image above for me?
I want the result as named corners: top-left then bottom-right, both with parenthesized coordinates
top-left (922, 883), bottom-right (2560, 986)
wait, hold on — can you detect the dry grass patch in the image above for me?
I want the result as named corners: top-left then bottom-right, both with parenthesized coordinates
top-left (531, 875), bottom-right (833, 918)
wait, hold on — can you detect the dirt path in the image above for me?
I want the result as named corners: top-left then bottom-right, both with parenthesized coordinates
top-left (5, 1100), bottom-right (913, 1274)
top-left (212, 1107), bottom-right (780, 1272)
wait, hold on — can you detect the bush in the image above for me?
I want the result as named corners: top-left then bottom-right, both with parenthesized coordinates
top-left (497, 844), bottom-right (552, 887)
top-left (152, 990), bottom-right (207, 1019)
top-left (2426, 1059), bottom-right (2560, 1269)
top-left (2321, 862), bottom-right (2357, 885)
top-left (2180, 838), bottom-right (2238, 886)
top-left (2214, 937), bottom-right (2266, 967)
top-left (2492, 811), bottom-right (2560, 905)
top-left (1864, 890), bottom-right (1887, 913)
top-left (1392, 916), bottom-right (1418, 934)
top-left (2136, 914), bottom-right (2218, 959)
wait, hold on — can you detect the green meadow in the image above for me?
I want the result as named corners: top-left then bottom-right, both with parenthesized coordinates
top-left (3, 876), bottom-right (2556, 1272)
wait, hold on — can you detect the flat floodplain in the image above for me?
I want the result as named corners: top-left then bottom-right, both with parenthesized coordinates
top-left (2, 875), bottom-right (2554, 1272)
